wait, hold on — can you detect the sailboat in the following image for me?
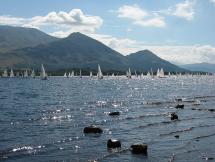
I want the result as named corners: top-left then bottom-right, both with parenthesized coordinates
top-left (112, 73), bottom-right (114, 77)
top-left (97, 64), bottom-right (103, 79)
top-left (10, 68), bottom-right (14, 78)
top-left (71, 71), bottom-right (74, 77)
top-left (31, 69), bottom-right (35, 78)
top-left (2, 69), bottom-right (8, 77)
top-left (90, 71), bottom-right (93, 78)
top-left (40, 64), bottom-right (47, 80)
top-left (151, 68), bottom-right (154, 78)
top-left (68, 72), bottom-right (71, 78)
top-left (156, 69), bottom-right (160, 77)
top-left (24, 70), bottom-right (28, 78)
top-left (64, 72), bottom-right (67, 77)
top-left (79, 69), bottom-right (82, 78)
top-left (141, 73), bottom-right (144, 78)
top-left (159, 68), bottom-right (165, 78)
top-left (147, 71), bottom-right (150, 77)
top-left (127, 68), bottom-right (131, 79)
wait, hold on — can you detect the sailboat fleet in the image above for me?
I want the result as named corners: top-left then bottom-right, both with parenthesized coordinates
top-left (0, 64), bottom-right (213, 79)
top-left (0, 64), bottom-right (48, 80)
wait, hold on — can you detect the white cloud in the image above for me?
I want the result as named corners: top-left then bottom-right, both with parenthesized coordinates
top-left (0, 9), bottom-right (103, 33)
top-left (210, 0), bottom-right (215, 5)
top-left (172, 0), bottom-right (195, 20)
top-left (131, 45), bottom-right (215, 64)
top-left (117, 4), bottom-right (166, 28)
top-left (157, 0), bottom-right (195, 21)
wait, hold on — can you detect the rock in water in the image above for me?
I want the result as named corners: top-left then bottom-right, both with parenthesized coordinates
top-left (171, 113), bottom-right (178, 120)
top-left (109, 112), bottom-right (120, 116)
top-left (175, 104), bottom-right (184, 109)
top-left (130, 143), bottom-right (148, 154)
top-left (83, 126), bottom-right (103, 134)
top-left (107, 139), bottom-right (121, 148)
top-left (174, 135), bottom-right (179, 139)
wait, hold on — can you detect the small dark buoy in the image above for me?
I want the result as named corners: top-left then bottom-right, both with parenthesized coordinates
top-left (83, 125), bottom-right (103, 134)
top-left (130, 143), bottom-right (148, 154)
top-left (109, 112), bottom-right (120, 116)
top-left (171, 113), bottom-right (178, 120)
top-left (209, 109), bottom-right (215, 112)
top-left (175, 104), bottom-right (184, 109)
top-left (174, 135), bottom-right (179, 139)
top-left (107, 139), bottom-right (121, 148)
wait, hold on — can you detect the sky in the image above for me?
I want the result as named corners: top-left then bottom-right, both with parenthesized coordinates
top-left (0, 0), bottom-right (215, 64)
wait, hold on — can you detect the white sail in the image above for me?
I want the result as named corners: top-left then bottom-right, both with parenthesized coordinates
top-left (64, 72), bottom-right (67, 77)
top-left (24, 70), bottom-right (28, 78)
top-left (147, 71), bottom-right (150, 76)
top-left (79, 69), bottom-right (82, 78)
top-left (71, 71), bottom-right (74, 77)
top-left (31, 69), bottom-right (35, 78)
top-left (2, 69), bottom-right (8, 77)
top-left (159, 68), bottom-right (165, 78)
top-left (112, 73), bottom-right (114, 77)
top-left (41, 64), bottom-right (47, 80)
top-left (127, 68), bottom-right (131, 79)
top-left (90, 71), bottom-right (93, 78)
top-left (98, 64), bottom-right (103, 79)
top-left (68, 72), bottom-right (71, 78)
top-left (10, 68), bottom-right (14, 78)
top-left (156, 69), bottom-right (160, 77)
top-left (168, 72), bottom-right (171, 77)
top-left (141, 73), bottom-right (144, 78)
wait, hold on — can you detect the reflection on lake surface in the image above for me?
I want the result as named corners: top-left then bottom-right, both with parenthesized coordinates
top-left (0, 76), bottom-right (215, 162)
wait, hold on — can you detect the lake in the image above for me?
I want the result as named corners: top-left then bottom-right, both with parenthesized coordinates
top-left (0, 76), bottom-right (215, 162)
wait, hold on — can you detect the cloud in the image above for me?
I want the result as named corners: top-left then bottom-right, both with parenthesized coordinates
top-left (87, 34), bottom-right (215, 64)
top-left (210, 0), bottom-right (215, 4)
top-left (117, 4), bottom-right (166, 27)
top-left (132, 45), bottom-right (215, 64)
top-left (0, 9), bottom-right (103, 33)
top-left (172, 0), bottom-right (195, 20)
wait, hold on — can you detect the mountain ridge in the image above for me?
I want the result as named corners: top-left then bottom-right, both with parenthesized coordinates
top-left (0, 26), bottom-right (186, 72)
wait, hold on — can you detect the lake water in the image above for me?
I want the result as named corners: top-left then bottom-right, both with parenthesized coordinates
top-left (0, 76), bottom-right (215, 162)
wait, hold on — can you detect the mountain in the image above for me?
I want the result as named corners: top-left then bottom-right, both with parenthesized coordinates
top-left (0, 26), bottom-right (187, 72)
top-left (181, 62), bottom-right (215, 73)
top-left (126, 50), bottom-right (185, 72)
top-left (1, 32), bottom-right (128, 70)
top-left (0, 25), bottom-right (58, 52)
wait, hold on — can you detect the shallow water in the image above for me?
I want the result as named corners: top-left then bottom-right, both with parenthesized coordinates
top-left (0, 76), bottom-right (215, 162)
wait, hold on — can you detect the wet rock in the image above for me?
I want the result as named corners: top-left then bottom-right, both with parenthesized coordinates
top-left (171, 113), bottom-right (178, 120)
top-left (109, 112), bottom-right (120, 116)
top-left (209, 109), bottom-right (215, 112)
top-left (83, 125), bottom-right (103, 134)
top-left (130, 143), bottom-right (148, 154)
top-left (107, 139), bottom-right (121, 148)
top-left (175, 104), bottom-right (184, 109)
top-left (174, 135), bottom-right (179, 139)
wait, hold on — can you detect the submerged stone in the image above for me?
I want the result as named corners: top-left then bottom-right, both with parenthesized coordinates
top-left (83, 125), bottom-right (103, 134)
top-left (171, 113), bottom-right (178, 120)
top-left (175, 104), bottom-right (184, 109)
top-left (174, 135), bottom-right (179, 139)
top-left (107, 139), bottom-right (121, 148)
top-left (130, 143), bottom-right (148, 154)
top-left (109, 112), bottom-right (120, 116)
